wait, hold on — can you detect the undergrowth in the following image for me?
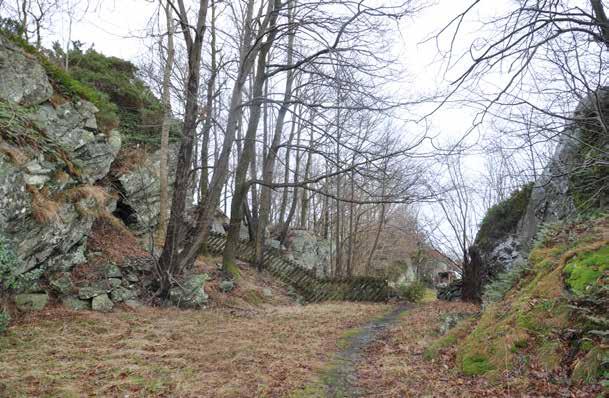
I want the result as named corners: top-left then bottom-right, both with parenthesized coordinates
top-left (456, 216), bottom-right (609, 387)
top-left (482, 260), bottom-right (530, 304)
top-left (397, 281), bottom-right (427, 303)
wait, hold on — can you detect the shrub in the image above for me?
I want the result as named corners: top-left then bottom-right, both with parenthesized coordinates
top-left (398, 281), bottom-right (427, 303)
top-left (61, 48), bottom-right (175, 146)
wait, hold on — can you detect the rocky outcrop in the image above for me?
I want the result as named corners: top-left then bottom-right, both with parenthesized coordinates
top-left (463, 88), bottom-right (609, 300)
top-left (0, 35), bottom-right (53, 106)
top-left (283, 229), bottom-right (333, 277)
top-left (0, 35), bottom-right (121, 299)
top-left (111, 146), bottom-right (178, 234)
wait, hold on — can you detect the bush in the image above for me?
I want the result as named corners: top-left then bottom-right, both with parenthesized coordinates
top-left (398, 281), bottom-right (427, 303)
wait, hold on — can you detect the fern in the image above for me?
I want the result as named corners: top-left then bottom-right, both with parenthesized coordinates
top-left (482, 260), bottom-right (530, 305)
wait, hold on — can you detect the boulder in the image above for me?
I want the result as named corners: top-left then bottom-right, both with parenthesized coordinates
top-left (49, 272), bottom-right (74, 295)
top-left (15, 293), bottom-right (48, 311)
top-left (0, 35), bottom-right (53, 106)
top-left (284, 229), bottom-right (333, 277)
top-left (78, 286), bottom-right (106, 300)
top-left (219, 280), bottom-right (235, 293)
top-left (437, 280), bottom-right (463, 301)
top-left (32, 101), bottom-right (121, 183)
top-left (113, 144), bottom-right (179, 234)
top-left (169, 273), bottom-right (209, 308)
top-left (91, 294), bottom-right (113, 312)
top-left (62, 296), bottom-right (90, 311)
top-left (110, 287), bottom-right (137, 302)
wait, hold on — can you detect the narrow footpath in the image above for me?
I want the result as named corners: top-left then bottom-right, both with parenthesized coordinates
top-left (309, 304), bottom-right (412, 398)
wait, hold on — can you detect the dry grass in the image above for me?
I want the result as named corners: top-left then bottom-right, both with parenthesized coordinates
top-left (86, 217), bottom-right (150, 265)
top-left (111, 146), bottom-right (148, 175)
top-left (197, 257), bottom-right (296, 309)
top-left (0, 141), bottom-right (29, 165)
top-left (0, 302), bottom-right (390, 397)
top-left (28, 185), bottom-right (61, 223)
top-left (62, 185), bottom-right (111, 208)
top-left (354, 300), bottom-right (506, 397)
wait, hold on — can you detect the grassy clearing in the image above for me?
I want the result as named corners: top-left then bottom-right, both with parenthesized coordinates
top-left (0, 302), bottom-right (389, 397)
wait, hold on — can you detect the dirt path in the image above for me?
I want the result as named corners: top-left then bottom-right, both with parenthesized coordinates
top-left (320, 304), bottom-right (412, 397)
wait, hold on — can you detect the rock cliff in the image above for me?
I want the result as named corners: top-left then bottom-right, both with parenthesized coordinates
top-left (0, 34), bottom-right (121, 290)
top-left (467, 88), bottom-right (609, 298)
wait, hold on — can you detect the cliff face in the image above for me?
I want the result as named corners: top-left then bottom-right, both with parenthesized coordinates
top-left (0, 34), bottom-right (121, 291)
top-left (469, 89), bottom-right (609, 298)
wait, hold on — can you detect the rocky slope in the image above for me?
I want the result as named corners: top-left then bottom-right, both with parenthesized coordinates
top-left (437, 89), bottom-right (609, 391)
top-left (0, 34), bottom-right (211, 313)
top-left (0, 33), bottom-right (121, 289)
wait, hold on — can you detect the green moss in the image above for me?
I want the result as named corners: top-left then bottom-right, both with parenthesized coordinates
top-left (475, 183), bottom-right (533, 253)
top-left (461, 354), bottom-right (494, 376)
top-left (564, 245), bottom-right (609, 295)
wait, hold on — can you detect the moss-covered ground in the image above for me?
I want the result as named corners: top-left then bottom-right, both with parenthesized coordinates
top-left (452, 216), bottom-right (609, 393)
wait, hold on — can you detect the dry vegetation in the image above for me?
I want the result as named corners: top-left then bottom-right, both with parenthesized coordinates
top-left (354, 301), bottom-right (497, 397)
top-left (28, 185), bottom-right (61, 224)
top-left (0, 302), bottom-right (390, 397)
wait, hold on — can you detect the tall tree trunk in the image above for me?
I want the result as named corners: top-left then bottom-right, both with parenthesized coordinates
top-left (279, 115), bottom-right (304, 244)
top-left (158, 1), bottom-right (175, 236)
top-left (157, 0), bottom-right (210, 299)
top-left (253, 1), bottom-right (297, 267)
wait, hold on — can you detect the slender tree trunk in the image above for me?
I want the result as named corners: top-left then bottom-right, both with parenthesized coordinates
top-left (253, 1), bottom-right (297, 267)
top-left (279, 115), bottom-right (304, 244)
top-left (299, 133), bottom-right (313, 228)
top-left (157, 0), bottom-right (210, 299)
top-left (158, 3), bottom-right (174, 236)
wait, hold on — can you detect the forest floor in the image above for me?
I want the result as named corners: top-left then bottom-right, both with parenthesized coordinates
top-left (0, 296), bottom-right (482, 398)
top-left (2, 296), bottom-right (597, 397)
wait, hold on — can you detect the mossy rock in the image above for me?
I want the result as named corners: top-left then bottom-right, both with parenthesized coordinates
top-left (475, 184), bottom-right (533, 252)
top-left (15, 293), bottom-right (48, 311)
